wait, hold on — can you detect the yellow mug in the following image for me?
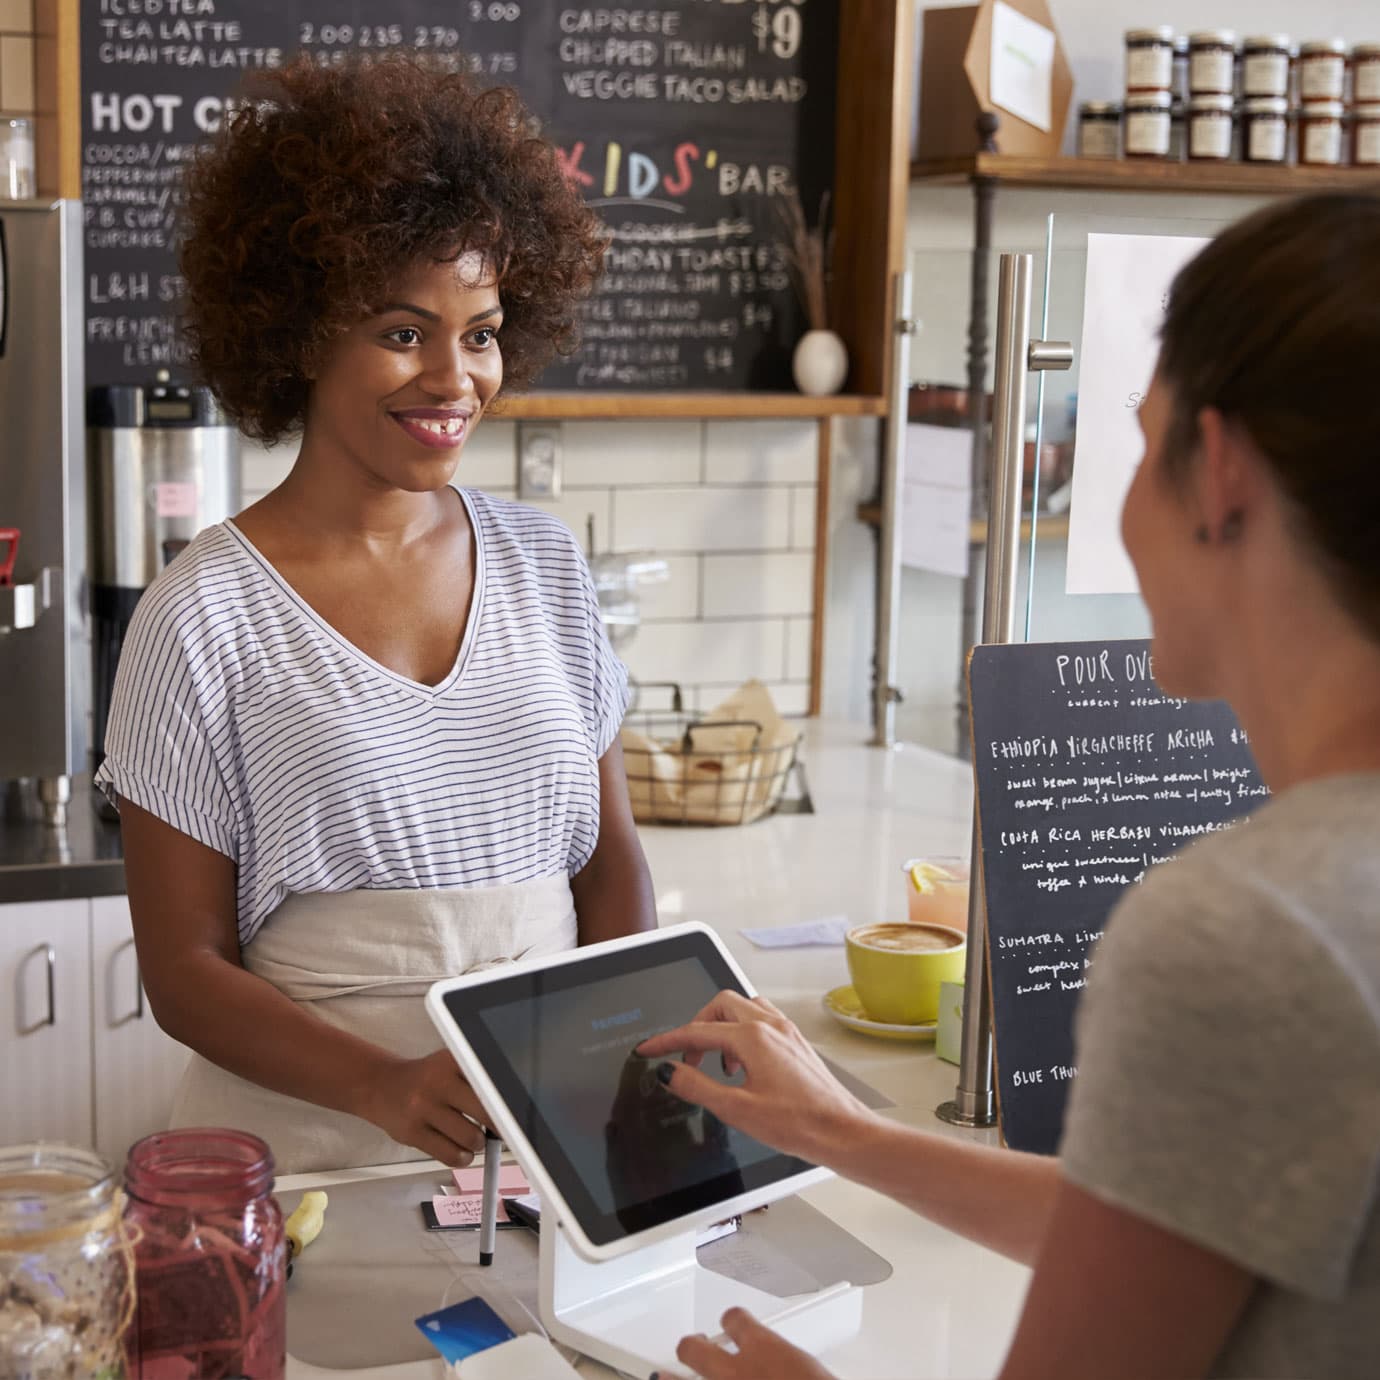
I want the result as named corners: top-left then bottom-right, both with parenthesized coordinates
top-left (845, 922), bottom-right (966, 1025)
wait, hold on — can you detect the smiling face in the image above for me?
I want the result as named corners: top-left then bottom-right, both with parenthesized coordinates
top-left (300, 250), bottom-right (504, 492)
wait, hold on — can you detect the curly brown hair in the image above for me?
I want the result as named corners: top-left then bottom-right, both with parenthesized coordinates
top-left (179, 56), bottom-right (606, 444)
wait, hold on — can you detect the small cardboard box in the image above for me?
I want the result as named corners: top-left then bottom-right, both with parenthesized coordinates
top-left (936, 980), bottom-right (967, 1065)
top-left (916, 0), bottom-right (1073, 160)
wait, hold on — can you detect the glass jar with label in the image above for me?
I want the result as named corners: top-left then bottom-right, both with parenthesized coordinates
top-left (1299, 100), bottom-right (1346, 164)
top-left (0, 1143), bottom-right (135, 1379)
top-left (1242, 35), bottom-right (1293, 98)
top-left (1354, 103), bottom-right (1380, 165)
top-left (1078, 102), bottom-right (1121, 159)
top-left (1125, 27), bottom-right (1176, 92)
top-left (1187, 94), bottom-right (1235, 159)
top-left (1354, 44), bottom-right (1380, 103)
top-left (1188, 30), bottom-right (1237, 95)
top-left (1242, 97), bottom-right (1290, 162)
top-left (1125, 90), bottom-right (1173, 157)
top-left (2, 116), bottom-right (35, 200)
top-left (1298, 40), bottom-right (1346, 101)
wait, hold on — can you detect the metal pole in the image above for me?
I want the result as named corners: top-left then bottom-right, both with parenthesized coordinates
top-left (871, 270), bottom-right (918, 747)
top-left (937, 254), bottom-right (1072, 1130)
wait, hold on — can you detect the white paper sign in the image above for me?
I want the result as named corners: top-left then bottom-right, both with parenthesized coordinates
top-left (901, 423), bottom-right (972, 579)
top-left (1064, 233), bottom-right (1210, 595)
top-left (989, 2), bottom-right (1055, 134)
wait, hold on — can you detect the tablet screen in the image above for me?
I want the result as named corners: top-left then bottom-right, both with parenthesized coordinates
top-left (440, 930), bottom-right (816, 1247)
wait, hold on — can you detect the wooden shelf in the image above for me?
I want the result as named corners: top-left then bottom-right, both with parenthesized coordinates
top-left (910, 153), bottom-right (1380, 196)
top-left (857, 504), bottom-right (1070, 544)
top-left (492, 392), bottom-right (887, 421)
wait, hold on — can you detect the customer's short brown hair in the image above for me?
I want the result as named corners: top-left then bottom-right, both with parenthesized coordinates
top-left (179, 56), bottom-right (606, 445)
top-left (1159, 193), bottom-right (1380, 638)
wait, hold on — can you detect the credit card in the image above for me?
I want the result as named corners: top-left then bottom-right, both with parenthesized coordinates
top-left (414, 1296), bottom-right (517, 1363)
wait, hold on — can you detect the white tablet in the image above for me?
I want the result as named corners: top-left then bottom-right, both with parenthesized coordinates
top-left (425, 922), bottom-right (830, 1262)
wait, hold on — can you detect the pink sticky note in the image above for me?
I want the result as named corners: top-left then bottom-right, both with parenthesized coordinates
top-left (451, 1164), bottom-right (530, 1195)
top-left (430, 1194), bottom-right (515, 1226)
top-left (153, 482), bottom-right (197, 518)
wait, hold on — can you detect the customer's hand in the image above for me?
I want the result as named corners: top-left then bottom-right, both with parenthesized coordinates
top-left (657, 1307), bottom-right (837, 1380)
top-left (636, 991), bottom-right (876, 1165)
top-left (355, 1049), bottom-right (489, 1166)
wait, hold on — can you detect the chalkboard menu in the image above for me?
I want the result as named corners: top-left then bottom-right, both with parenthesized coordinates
top-left (80, 1), bottom-right (837, 391)
top-left (969, 639), bottom-right (1268, 1156)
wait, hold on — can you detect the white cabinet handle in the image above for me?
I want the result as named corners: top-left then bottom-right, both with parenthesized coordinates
top-left (17, 943), bottom-right (56, 1034)
top-left (113, 938), bottom-right (145, 1025)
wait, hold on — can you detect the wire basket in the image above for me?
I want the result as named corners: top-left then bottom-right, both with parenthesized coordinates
top-left (621, 683), bottom-right (810, 827)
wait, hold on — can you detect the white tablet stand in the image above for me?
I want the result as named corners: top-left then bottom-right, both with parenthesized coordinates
top-left (537, 1203), bottom-right (863, 1379)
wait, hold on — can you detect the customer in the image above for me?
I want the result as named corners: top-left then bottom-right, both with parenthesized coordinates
top-left (641, 193), bottom-right (1380, 1379)
top-left (99, 56), bottom-right (656, 1173)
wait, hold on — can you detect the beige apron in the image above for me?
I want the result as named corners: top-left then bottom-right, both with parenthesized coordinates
top-left (170, 877), bottom-right (577, 1174)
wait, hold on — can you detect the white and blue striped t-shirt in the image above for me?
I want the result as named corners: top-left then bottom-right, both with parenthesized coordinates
top-left (96, 489), bottom-right (630, 947)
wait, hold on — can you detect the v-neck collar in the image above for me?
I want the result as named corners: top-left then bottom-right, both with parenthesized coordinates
top-left (224, 487), bottom-right (486, 700)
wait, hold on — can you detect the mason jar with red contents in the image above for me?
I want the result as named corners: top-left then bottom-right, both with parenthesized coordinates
top-left (123, 1129), bottom-right (286, 1379)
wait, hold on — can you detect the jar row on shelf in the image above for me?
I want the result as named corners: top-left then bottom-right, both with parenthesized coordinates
top-left (1079, 97), bottom-right (1380, 167)
top-left (1124, 29), bottom-right (1380, 105)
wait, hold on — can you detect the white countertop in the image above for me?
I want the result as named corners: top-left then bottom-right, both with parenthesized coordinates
top-left (282, 723), bottom-right (1030, 1379)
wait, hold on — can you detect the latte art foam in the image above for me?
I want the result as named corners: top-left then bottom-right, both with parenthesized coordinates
top-left (851, 923), bottom-right (961, 953)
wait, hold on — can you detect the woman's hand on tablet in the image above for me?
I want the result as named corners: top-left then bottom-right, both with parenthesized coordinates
top-left (659, 1306), bottom-right (836, 1380)
top-left (635, 991), bottom-right (876, 1165)
top-left (356, 1049), bottom-right (490, 1167)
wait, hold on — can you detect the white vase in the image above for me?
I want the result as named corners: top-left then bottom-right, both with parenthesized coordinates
top-left (792, 329), bottom-right (848, 396)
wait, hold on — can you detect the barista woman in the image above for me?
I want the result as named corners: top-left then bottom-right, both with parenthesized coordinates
top-left (643, 193), bottom-right (1380, 1379)
top-left (98, 56), bottom-right (656, 1173)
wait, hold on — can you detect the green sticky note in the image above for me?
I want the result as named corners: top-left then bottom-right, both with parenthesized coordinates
top-left (935, 981), bottom-right (965, 1065)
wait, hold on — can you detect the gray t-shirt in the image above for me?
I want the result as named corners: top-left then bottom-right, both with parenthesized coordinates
top-left (1061, 773), bottom-right (1380, 1380)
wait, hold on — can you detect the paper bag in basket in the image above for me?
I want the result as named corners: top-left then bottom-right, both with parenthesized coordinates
top-left (620, 681), bottom-right (799, 825)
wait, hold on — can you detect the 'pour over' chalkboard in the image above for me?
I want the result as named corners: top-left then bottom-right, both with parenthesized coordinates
top-left (968, 639), bottom-right (1268, 1156)
top-left (80, 1), bottom-right (838, 391)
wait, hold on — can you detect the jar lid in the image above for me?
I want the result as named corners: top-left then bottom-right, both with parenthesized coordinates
top-left (1243, 97), bottom-right (1289, 114)
top-left (1352, 43), bottom-right (1380, 59)
top-left (1242, 34), bottom-right (1293, 51)
top-left (1125, 26), bottom-right (1175, 44)
top-left (1079, 100), bottom-right (1122, 115)
top-left (1188, 93), bottom-right (1234, 112)
top-left (1300, 100), bottom-right (1345, 116)
top-left (1174, 35), bottom-right (1189, 56)
top-left (1299, 38), bottom-right (1347, 56)
top-left (1188, 30), bottom-right (1238, 46)
top-left (1125, 90), bottom-right (1173, 110)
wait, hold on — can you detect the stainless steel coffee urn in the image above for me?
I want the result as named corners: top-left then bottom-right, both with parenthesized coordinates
top-left (89, 374), bottom-right (240, 765)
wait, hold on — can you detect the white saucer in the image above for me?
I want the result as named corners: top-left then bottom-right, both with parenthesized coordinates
top-left (823, 985), bottom-right (938, 1042)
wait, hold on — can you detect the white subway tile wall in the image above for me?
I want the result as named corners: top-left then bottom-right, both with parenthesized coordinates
top-left (613, 484), bottom-right (792, 554)
top-left (236, 418), bottom-right (822, 716)
top-left (701, 552), bottom-right (813, 619)
top-left (787, 485), bottom-right (818, 550)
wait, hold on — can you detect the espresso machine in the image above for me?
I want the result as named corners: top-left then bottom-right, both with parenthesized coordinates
top-left (89, 375), bottom-right (240, 769)
top-left (0, 199), bottom-right (87, 829)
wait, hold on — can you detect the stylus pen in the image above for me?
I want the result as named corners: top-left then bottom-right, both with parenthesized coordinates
top-left (479, 1130), bottom-right (501, 1266)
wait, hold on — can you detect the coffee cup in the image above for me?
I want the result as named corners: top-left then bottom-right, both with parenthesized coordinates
top-left (845, 922), bottom-right (966, 1025)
